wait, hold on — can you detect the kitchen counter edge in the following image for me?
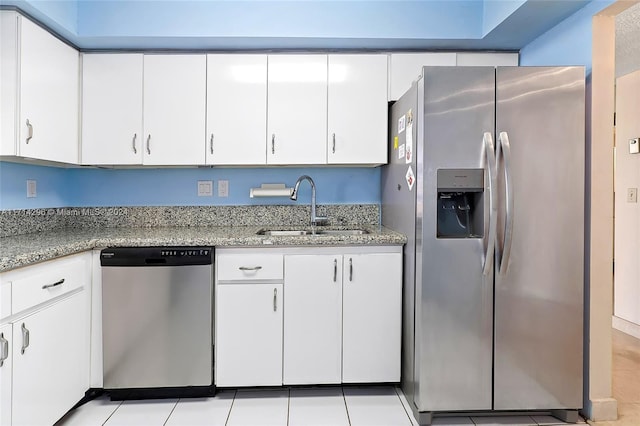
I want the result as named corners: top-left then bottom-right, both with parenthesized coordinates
top-left (0, 226), bottom-right (407, 273)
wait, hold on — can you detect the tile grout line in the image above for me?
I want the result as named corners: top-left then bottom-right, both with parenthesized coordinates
top-left (162, 399), bottom-right (180, 426)
top-left (393, 386), bottom-right (412, 425)
top-left (224, 389), bottom-right (238, 426)
top-left (287, 387), bottom-right (291, 426)
top-left (342, 387), bottom-right (352, 426)
top-left (101, 400), bottom-right (124, 426)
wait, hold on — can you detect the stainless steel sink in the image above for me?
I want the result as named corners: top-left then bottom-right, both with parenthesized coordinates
top-left (258, 230), bottom-right (311, 236)
top-left (315, 229), bottom-right (368, 235)
top-left (257, 229), bottom-right (369, 236)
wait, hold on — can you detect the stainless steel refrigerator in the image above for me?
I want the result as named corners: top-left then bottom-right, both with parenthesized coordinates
top-left (381, 66), bottom-right (585, 424)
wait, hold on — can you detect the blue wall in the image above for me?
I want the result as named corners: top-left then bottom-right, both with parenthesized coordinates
top-left (0, 161), bottom-right (381, 210)
top-left (0, 162), bottom-right (72, 210)
top-left (519, 0), bottom-right (615, 74)
top-left (482, 0), bottom-right (525, 36)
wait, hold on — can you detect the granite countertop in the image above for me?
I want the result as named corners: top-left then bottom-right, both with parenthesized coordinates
top-left (0, 225), bottom-right (407, 272)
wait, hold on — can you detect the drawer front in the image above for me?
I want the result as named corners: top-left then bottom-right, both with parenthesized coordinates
top-left (217, 254), bottom-right (283, 281)
top-left (11, 257), bottom-right (86, 313)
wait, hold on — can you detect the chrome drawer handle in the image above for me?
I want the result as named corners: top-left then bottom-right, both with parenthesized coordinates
top-left (21, 323), bottom-right (29, 355)
top-left (146, 134), bottom-right (151, 154)
top-left (349, 258), bottom-right (353, 282)
top-left (333, 259), bottom-right (337, 282)
top-left (239, 266), bottom-right (262, 271)
top-left (0, 333), bottom-right (8, 367)
top-left (42, 278), bottom-right (64, 290)
top-left (271, 134), bottom-right (275, 154)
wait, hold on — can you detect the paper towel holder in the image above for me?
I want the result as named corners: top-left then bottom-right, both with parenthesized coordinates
top-left (249, 183), bottom-right (294, 198)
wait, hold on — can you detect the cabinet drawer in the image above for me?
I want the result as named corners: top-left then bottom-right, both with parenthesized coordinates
top-left (217, 254), bottom-right (283, 281)
top-left (11, 257), bottom-right (86, 314)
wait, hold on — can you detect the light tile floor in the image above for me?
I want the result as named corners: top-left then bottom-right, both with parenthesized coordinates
top-left (588, 329), bottom-right (640, 426)
top-left (57, 330), bottom-right (640, 426)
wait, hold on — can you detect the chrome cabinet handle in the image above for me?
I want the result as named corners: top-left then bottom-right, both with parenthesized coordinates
top-left (21, 323), bottom-right (29, 355)
top-left (0, 333), bottom-right (7, 367)
top-left (273, 288), bottom-right (277, 312)
top-left (333, 259), bottom-right (337, 282)
top-left (132, 133), bottom-right (138, 154)
top-left (349, 258), bottom-right (353, 282)
top-left (271, 134), bottom-right (275, 154)
top-left (42, 278), bottom-right (64, 290)
top-left (332, 133), bottom-right (336, 153)
top-left (239, 266), bottom-right (262, 271)
top-left (482, 132), bottom-right (497, 276)
top-left (210, 134), bottom-right (214, 154)
top-left (498, 131), bottom-right (514, 276)
top-left (26, 119), bottom-right (33, 144)
top-left (146, 135), bottom-right (151, 154)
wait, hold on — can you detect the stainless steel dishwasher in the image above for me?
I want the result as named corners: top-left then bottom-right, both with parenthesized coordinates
top-left (100, 247), bottom-right (214, 399)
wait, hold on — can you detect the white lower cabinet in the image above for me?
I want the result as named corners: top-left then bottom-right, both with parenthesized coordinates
top-left (11, 292), bottom-right (89, 426)
top-left (342, 253), bottom-right (402, 383)
top-left (215, 247), bottom-right (402, 388)
top-left (283, 255), bottom-right (343, 384)
top-left (0, 324), bottom-right (11, 426)
top-left (0, 252), bottom-right (91, 426)
top-left (216, 283), bottom-right (283, 387)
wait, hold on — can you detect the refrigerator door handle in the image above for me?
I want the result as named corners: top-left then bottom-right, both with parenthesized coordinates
top-left (498, 131), bottom-right (515, 275)
top-left (483, 132), bottom-right (497, 276)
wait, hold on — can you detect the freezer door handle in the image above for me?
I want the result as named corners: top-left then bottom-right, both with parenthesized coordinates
top-left (498, 131), bottom-right (514, 275)
top-left (483, 132), bottom-right (497, 276)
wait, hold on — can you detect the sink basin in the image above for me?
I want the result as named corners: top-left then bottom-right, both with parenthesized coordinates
top-left (257, 229), bottom-right (368, 236)
top-left (315, 229), bottom-right (368, 235)
top-left (258, 230), bottom-right (310, 236)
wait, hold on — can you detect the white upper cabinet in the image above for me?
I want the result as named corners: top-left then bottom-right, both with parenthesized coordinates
top-left (267, 55), bottom-right (327, 165)
top-left (206, 54), bottom-right (267, 165)
top-left (327, 55), bottom-right (388, 165)
top-left (388, 52), bottom-right (457, 101)
top-left (0, 12), bottom-right (79, 163)
top-left (143, 55), bottom-right (206, 165)
top-left (455, 52), bottom-right (519, 67)
top-left (81, 54), bottom-right (144, 165)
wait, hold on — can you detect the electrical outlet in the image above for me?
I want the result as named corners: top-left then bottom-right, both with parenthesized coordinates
top-left (218, 180), bottom-right (229, 198)
top-left (627, 188), bottom-right (638, 203)
top-left (26, 180), bottom-right (37, 198)
top-left (197, 180), bottom-right (213, 197)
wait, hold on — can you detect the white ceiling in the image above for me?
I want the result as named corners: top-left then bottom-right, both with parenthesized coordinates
top-left (615, 2), bottom-right (640, 78)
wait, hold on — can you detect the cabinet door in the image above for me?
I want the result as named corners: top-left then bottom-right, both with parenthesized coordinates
top-left (216, 284), bottom-right (283, 387)
top-left (0, 324), bottom-right (11, 426)
top-left (19, 16), bottom-right (79, 164)
top-left (206, 54), bottom-right (267, 165)
top-left (388, 53), bottom-right (457, 101)
top-left (342, 253), bottom-right (402, 383)
top-left (143, 55), bottom-right (206, 165)
top-left (12, 292), bottom-right (89, 426)
top-left (284, 255), bottom-right (342, 384)
top-left (328, 55), bottom-right (388, 165)
top-left (81, 54), bottom-right (143, 165)
top-left (267, 55), bottom-right (327, 165)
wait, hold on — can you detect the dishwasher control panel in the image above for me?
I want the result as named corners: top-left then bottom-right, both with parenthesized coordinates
top-left (101, 247), bottom-right (213, 267)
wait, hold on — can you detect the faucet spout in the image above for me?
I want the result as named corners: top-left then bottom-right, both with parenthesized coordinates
top-left (291, 175), bottom-right (328, 227)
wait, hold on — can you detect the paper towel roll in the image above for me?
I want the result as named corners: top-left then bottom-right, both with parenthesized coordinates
top-left (249, 184), bottom-right (293, 198)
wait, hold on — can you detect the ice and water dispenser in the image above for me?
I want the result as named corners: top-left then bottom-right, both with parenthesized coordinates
top-left (436, 169), bottom-right (484, 238)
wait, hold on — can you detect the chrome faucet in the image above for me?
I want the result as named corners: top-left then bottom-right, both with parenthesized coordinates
top-left (290, 175), bottom-right (328, 227)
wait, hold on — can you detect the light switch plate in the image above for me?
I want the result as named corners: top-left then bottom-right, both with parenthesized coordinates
top-left (197, 180), bottom-right (213, 197)
top-left (26, 180), bottom-right (37, 198)
top-left (627, 188), bottom-right (638, 203)
top-left (630, 138), bottom-right (639, 154)
top-left (218, 180), bottom-right (229, 198)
